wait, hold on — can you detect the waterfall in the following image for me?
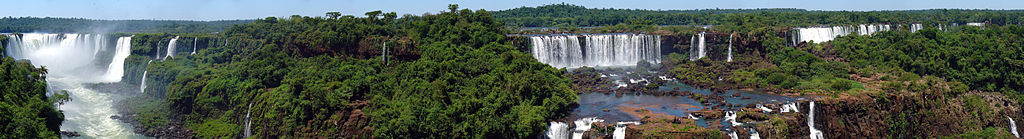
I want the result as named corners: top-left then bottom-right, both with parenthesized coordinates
top-left (100, 36), bottom-right (131, 82)
top-left (689, 32), bottom-right (707, 61)
top-left (794, 24), bottom-right (892, 44)
top-left (781, 103), bottom-right (799, 113)
top-left (613, 121), bottom-right (640, 139)
top-left (757, 104), bottom-right (773, 112)
top-left (5, 33), bottom-right (118, 81)
top-left (529, 34), bottom-right (661, 68)
top-left (191, 37), bottom-right (197, 55)
top-left (571, 117), bottom-right (604, 139)
top-left (726, 33), bottom-right (733, 62)
top-left (547, 122), bottom-right (569, 139)
top-left (724, 111), bottom-right (742, 126)
top-left (245, 103), bottom-right (253, 138)
top-left (1010, 116), bottom-right (1020, 138)
top-left (808, 101), bottom-right (824, 139)
top-left (910, 24), bottom-right (924, 33)
top-left (140, 60), bottom-right (151, 93)
top-left (5, 33), bottom-right (144, 138)
top-left (750, 128), bottom-right (761, 139)
top-left (165, 36), bottom-right (179, 59)
top-left (729, 130), bottom-right (739, 139)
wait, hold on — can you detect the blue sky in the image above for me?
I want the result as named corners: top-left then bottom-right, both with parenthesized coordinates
top-left (5, 0), bottom-right (1023, 21)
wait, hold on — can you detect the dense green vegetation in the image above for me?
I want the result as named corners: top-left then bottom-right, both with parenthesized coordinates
top-left (0, 17), bottom-right (253, 33)
top-left (494, 4), bottom-right (1024, 27)
top-left (127, 5), bottom-right (575, 138)
top-left (0, 45), bottom-right (65, 138)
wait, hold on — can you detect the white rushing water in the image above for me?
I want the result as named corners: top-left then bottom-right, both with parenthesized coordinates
top-left (910, 24), bottom-right (924, 33)
top-left (191, 37), bottom-right (197, 55)
top-left (613, 121), bottom-right (641, 139)
top-left (750, 128), bottom-right (761, 139)
top-left (165, 36), bottom-right (179, 59)
top-left (757, 104), bottom-right (773, 112)
top-left (690, 32), bottom-right (707, 61)
top-left (572, 117), bottom-right (604, 139)
top-left (808, 101), bottom-right (824, 139)
top-left (1009, 116), bottom-right (1020, 138)
top-left (724, 111), bottom-right (742, 126)
top-left (547, 122), bottom-right (569, 139)
top-left (726, 33), bottom-right (733, 62)
top-left (245, 102), bottom-right (253, 138)
top-left (781, 103), bottom-right (799, 113)
top-left (5, 33), bottom-right (144, 138)
top-left (140, 60), bottom-right (151, 93)
top-left (101, 36), bottom-right (132, 82)
top-left (530, 34), bottom-right (661, 68)
top-left (793, 24), bottom-right (891, 44)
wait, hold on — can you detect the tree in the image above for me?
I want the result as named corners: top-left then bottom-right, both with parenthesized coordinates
top-left (365, 10), bottom-right (382, 20)
top-left (326, 12), bottom-right (341, 19)
top-left (448, 4), bottom-right (459, 13)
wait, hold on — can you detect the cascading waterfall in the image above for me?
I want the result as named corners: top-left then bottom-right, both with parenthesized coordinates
top-left (689, 32), bottom-right (707, 61)
top-left (808, 101), bottom-right (824, 139)
top-left (165, 36), bottom-right (179, 59)
top-left (4, 33), bottom-right (144, 138)
top-left (572, 117), bottom-right (604, 139)
top-left (245, 103), bottom-right (253, 138)
top-left (793, 24), bottom-right (891, 44)
top-left (726, 33), bottom-right (733, 62)
top-left (140, 60), bottom-right (151, 93)
top-left (613, 121), bottom-right (640, 139)
top-left (101, 36), bottom-right (132, 82)
top-left (547, 122), bottom-right (569, 139)
top-left (530, 34), bottom-right (661, 68)
top-left (1009, 116), bottom-right (1019, 138)
top-left (191, 37), bottom-right (197, 55)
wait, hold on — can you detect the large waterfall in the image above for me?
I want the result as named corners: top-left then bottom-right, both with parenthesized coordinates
top-left (4, 33), bottom-right (144, 138)
top-left (910, 24), bottom-right (924, 33)
top-left (572, 117), bottom-right (604, 139)
top-left (165, 36), bottom-right (179, 59)
top-left (530, 34), bottom-right (661, 68)
top-left (808, 101), bottom-right (824, 139)
top-left (102, 37), bottom-right (132, 82)
top-left (792, 24), bottom-right (891, 44)
top-left (689, 32), bottom-right (707, 61)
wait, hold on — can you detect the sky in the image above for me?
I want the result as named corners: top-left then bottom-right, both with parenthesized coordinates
top-left (5, 0), bottom-right (1023, 21)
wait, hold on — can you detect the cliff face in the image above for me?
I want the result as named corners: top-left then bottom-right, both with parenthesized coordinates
top-left (813, 91), bottom-right (1022, 138)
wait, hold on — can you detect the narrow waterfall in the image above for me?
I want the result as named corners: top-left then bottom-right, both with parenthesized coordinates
top-left (726, 33), bottom-right (733, 62)
top-left (756, 104), bottom-right (773, 112)
top-left (530, 34), bottom-right (661, 68)
top-left (571, 117), bottom-right (604, 139)
top-left (101, 36), bottom-right (131, 82)
top-left (613, 121), bottom-right (640, 139)
top-left (689, 32), bottom-right (707, 61)
top-left (808, 101), bottom-right (824, 139)
top-left (1009, 116), bottom-right (1019, 138)
top-left (191, 37), bottom-right (197, 55)
top-left (140, 60), bottom-right (151, 93)
top-left (245, 103), bottom-right (253, 138)
top-left (165, 36), bottom-right (179, 59)
top-left (547, 122), bottom-right (569, 139)
top-left (793, 24), bottom-right (892, 44)
top-left (750, 128), bottom-right (761, 139)
top-left (724, 111), bottom-right (742, 126)
top-left (729, 131), bottom-right (739, 139)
